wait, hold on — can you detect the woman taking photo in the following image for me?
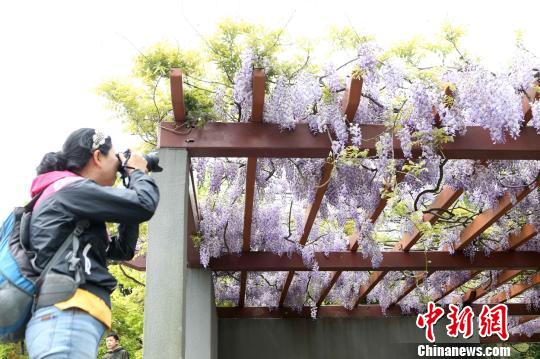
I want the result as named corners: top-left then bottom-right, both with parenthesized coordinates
top-left (25, 128), bottom-right (159, 358)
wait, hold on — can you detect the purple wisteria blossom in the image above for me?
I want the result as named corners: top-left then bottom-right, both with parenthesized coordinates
top-left (193, 41), bottom-right (540, 314)
top-left (233, 49), bottom-right (255, 122)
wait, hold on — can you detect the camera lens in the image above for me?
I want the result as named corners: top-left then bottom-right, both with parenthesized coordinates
top-left (143, 151), bottom-right (163, 172)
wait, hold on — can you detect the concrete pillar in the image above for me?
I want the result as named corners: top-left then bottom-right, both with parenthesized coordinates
top-left (185, 269), bottom-right (218, 359)
top-left (143, 148), bottom-right (217, 359)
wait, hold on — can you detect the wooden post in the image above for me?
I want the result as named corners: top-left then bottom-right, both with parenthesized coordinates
top-left (170, 68), bottom-right (186, 124)
top-left (282, 74), bottom-right (362, 308)
top-left (239, 69), bottom-right (266, 307)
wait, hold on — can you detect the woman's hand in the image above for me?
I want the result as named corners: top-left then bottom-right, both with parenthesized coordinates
top-left (120, 152), bottom-right (148, 174)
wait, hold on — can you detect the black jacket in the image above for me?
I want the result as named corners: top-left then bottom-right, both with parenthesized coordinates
top-left (29, 170), bottom-right (159, 307)
top-left (103, 346), bottom-right (129, 359)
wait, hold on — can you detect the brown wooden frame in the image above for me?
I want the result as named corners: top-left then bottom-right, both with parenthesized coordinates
top-left (126, 69), bottom-right (540, 342)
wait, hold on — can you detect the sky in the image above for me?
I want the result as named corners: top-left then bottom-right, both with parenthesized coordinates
top-left (0, 0), bottom-right (538, 217)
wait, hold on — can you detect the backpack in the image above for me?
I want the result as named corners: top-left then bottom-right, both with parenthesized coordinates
top-left (0, 195), bottom-right (87, 343)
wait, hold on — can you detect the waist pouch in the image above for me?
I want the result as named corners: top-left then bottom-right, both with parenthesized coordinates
top-left (35, 272), bottom-right (78, 309)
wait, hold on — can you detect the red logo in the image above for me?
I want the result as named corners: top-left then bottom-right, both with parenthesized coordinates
top-left (416, 302), bottom-right (508, 342)
top-left (478, 303), bottom-right (509, 341)
top-left (446, 304), bottom-right (474, 338)
top-left (416, 302), bottom-right (445, 343)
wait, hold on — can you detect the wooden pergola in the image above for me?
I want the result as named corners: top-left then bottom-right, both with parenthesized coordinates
top-left (132, 68), bottom-right (540, 345)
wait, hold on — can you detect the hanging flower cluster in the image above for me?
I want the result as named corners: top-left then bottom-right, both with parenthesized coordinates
top-left (194, 40), bottom-right (540, 323)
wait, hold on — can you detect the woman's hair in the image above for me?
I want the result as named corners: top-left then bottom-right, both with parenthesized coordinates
top-left (36, 128), bottom-right (113, 175)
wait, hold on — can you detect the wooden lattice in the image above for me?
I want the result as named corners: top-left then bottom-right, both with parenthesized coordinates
top-left (125, 68), bottom-right (540, 342)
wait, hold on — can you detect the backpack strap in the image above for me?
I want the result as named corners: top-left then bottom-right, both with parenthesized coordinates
top-left (32, 220), bottom-right (89, 313)
top-left (40, 220), bottom-right (89, 282)
top-left (24, 191), bottom-right (44, 212)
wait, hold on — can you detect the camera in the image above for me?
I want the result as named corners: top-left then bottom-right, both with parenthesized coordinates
top-left (117, 149), bottom-right (163, 186)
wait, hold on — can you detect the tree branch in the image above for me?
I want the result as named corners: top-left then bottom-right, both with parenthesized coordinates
top-left (119, 264), bottom-right (146, 287)
top-left (414, 159), bottom-right (448, 211)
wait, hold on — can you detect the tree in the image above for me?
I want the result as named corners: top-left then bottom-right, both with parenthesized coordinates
top-left (98, 18), bottom-right (316, 146)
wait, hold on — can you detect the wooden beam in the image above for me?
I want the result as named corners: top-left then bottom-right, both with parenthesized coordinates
top-left (315, 76), bottom-right (365, 307)
top-left (419, 182), bottom-right (539, 304)
top-left (480, 333), bottom-right (540, 343)
top-left (349, 171), bottom-right (408, 252)
top-left (430, 222), bottom-right (538, 304)
top-left (281, 77), bottom-right (360, 307)
top-left (279, 160), bottom-right (334, 306)
top-left (299, 163), bottom-right (334, 247)
top-left (338, 172), bottom-right (409, 306)
top-left (122, 255), bottom-right (146, 271)
top-left (433, 87), bottom-right (454, 128)
top-left (455, 181), bottom-right (540, 251)
top-left (516, 315), bottom-right (538, 325)
top-left (461, 270), bottom-right (523, 304)
top-left (488, 272), bottom-right (540, 304)
top-left (125, 248), bottom-right (540, 274)
top-left (353, 271), bottom-right (386, 306)
top-left (459, 224), bottom-right (539, 304)
top-left (523, 96), bottom-right (533, 126)
top-left (432, 270), bottom-right (482, 303)
top-left (159, 123), bottom-right (540, 160)
top-left (189, 161), bottom-right (200, 223)
top-left (315, 270), bottom-right (342, 307)
top-left (508, 224), bottom-right (538, 249)
top-left (190, 251), bottom-right (540, 271)
top-left (398, 187), bottom-right (464, 252)
top-left (239, 69), bottom-right (266, 307)
top-left (522, 82), bottom-right (539, 127)
top-left (217, 304), bottom-right (540, 319)
top-left (238, 272), bottom-right (248, 307)
top-left (251, 69), bottom-right (266, 121)
top-left (342, 76), bottom-right (363, 121)
top-left (355, 187), bottom-right (463, 306)
top-left (392, 272), bottom-right (431, 304)
top-left (170, 69), bottom-right (185, 124)
top-left (241, 157), bottom-right (258, 253)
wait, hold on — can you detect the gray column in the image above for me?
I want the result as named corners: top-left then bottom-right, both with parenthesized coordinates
top-left (143, 149), bottom-right (189, 359)
top-left (185, 268), bottom-right (218, 359)
top-left (143, 148), bottom-right (217, 359)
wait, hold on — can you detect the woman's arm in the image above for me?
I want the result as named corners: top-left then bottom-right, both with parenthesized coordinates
top-left (106, 223), bottom-right (139, 261)
top-left (57, 170), bottom-right (160, 224)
